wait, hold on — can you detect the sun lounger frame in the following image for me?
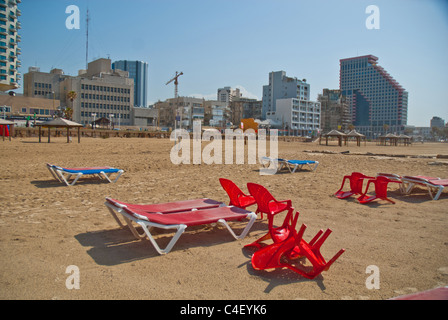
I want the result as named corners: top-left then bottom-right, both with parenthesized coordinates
top-left (47, 163), bottom-right (124, 186)
top-left (104, 199), bottom-right (257, 255)
top-left (400, 176), bottom-right (447, 200)
top-left (285, 160), bottom-right (319, 173)
top-left (260, 157), bottom-right (318, 174)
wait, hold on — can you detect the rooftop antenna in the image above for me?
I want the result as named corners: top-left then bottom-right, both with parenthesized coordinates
top-left (86, 7), bottom-right (90, 69)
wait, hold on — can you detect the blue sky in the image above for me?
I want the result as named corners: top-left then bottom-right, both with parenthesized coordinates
top-left (18, 0), bottom-right (448, 127)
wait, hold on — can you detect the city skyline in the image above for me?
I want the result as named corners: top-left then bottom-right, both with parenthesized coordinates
top-left (16, 0), bottom-right (448, 127)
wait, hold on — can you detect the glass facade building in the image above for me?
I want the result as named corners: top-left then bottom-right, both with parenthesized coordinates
top-left (112, 60), bottom-right (148, 108)
top-left (340, 55), bottom-right (408, 138)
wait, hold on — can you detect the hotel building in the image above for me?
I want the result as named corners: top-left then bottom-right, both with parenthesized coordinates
top-left (0, 0), bottom-right (21, 91)
top-left (339, 55), bottom-right (408, 138)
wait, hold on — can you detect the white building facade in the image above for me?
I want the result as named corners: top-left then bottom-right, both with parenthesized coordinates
top-left (267, 98), bottom-right (321, 136)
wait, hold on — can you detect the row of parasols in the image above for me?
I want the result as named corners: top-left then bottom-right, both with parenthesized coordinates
top-left (320, 129), bottom-right (412, 146)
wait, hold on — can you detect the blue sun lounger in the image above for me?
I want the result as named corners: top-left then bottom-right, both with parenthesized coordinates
top-left (259, 157), bottom-right (288, 173)
top-left (285, 160), bottom-right (319, 173)
top-left (46, 163), bottom-right (124, 186)
top-left (260, 157), bottom-right (319, 174)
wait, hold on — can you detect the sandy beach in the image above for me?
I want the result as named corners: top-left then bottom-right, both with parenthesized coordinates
top-left (0, 136), bottom-right (447, 300)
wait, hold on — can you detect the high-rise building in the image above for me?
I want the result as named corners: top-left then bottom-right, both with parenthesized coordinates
top-left (112, 60), bottom-right (148, 108)
top-left (0, 0), bottom-right (21, 91)
top-left (262, 71), bottom-right (310, 119)
top-left (339, 55), bottom-right (408, 138)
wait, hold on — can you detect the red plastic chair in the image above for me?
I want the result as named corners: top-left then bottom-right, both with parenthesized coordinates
top-left (244, 183), bottom-right (298, 249)
top-left (251, 224), bottom-right (345, 279)
top-left (334, 172), bottom-right (375, 199)
top-left (357, 175), bottom-right (401, 204)
top-left (219, 178), bottom-right (257, 210)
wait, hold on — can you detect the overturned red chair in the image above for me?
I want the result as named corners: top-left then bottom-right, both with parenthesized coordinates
top-left (219, 178), bottom-right (257, 211)
top-left (244, 182), bottom-right (298, 249)
top-left (357, 175), bottom-right (402, 204)
top-left (334, 172), bottom-right (375, 199)
top-left (251, 223), bottom-right (345, 279)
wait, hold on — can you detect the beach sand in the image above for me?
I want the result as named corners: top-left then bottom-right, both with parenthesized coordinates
top-left (0, 136), bottom-right (447, 300)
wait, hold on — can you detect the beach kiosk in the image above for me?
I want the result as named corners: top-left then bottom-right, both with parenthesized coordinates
top-left (0, 119), bottom-right (14, 141)
top-left (36, 118), bottom-right (83, 143)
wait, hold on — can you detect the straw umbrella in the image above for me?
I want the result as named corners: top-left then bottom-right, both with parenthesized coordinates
top-left (347, 130), bottom-right (366, 146)
top-left (323, 129), bottom-right (346, 146)
top-left (36, 118), bottom-right (83, 143)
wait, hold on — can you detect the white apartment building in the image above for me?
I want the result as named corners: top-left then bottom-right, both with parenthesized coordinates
top-left (267, 98), bottom-right (321, 136)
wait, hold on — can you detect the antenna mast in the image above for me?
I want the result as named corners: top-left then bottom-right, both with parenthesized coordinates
top-left (86, 8), bottom-right (90, 69)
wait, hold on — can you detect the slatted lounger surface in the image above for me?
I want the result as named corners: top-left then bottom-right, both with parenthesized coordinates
top-left (400, 175), bottom-right (448, 200)
top-left (105, 198), bottom-right (257, 254)
top-left (105, 197), bottom-right (225, 227)
top-left (47, 163), bottom-right (124, 186)
top-left (285, 160), bottom-right (319, 173)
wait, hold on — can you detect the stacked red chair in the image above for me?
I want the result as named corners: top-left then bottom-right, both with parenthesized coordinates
top-left (334, 172), bottom-right (375, 199)
top-left (244, 182), bottom-right (345, 279)
top-left (219, 178), bottom-right (257, 212)
top-left (357, 175), bottom-right (402, 204)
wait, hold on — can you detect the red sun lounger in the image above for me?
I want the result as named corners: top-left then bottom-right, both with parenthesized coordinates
top-left (47, 163), bottom-right (124, 186)
top-left (334, 172), bottom-right (375, 199)
top-left (400, 175), bottom-right (448, 200)
top-left (357, 175), bottom-right (402, 204)
top-left (105, 198), bottom-right (257, 254)
top-left (219, 178), bottom-right (257, 210)
top-left (105, 197), bottom-right (225, 231)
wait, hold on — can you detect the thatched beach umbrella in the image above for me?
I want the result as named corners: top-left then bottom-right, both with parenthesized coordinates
top-left (379, 133), bottom-right (399, 146)
top-left (35, 118), bottom-right (83, 143)
top-left (323, 129), bottom-right (346, 146)
top-left (346, 130), bottom-right (366, 146)
top-left (398, 134), bottom-right (411, 146)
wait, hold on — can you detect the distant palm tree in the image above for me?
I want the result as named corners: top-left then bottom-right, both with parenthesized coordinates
top-left (66, 91), bottom-right (77, 120)
top-left (64, 107), bottom-right (73, 120)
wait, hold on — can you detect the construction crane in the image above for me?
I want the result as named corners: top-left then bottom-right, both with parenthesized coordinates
top-left (166, 71), bottom-right (183, 99)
